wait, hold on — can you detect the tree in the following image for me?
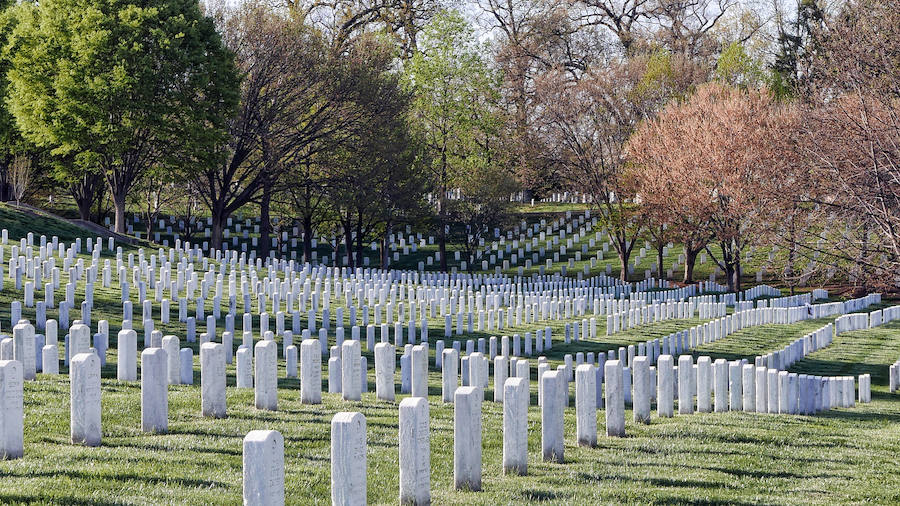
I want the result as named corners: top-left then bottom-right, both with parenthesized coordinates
top-left (451, 163), bottom-right (519, 271)
top-left (321, 34), bottom-right (425, 269)
top-left (5, 0), bottom-right (239, 234)
top-left (771, 0), bottom-right (824, 94)
top-left (10, 153), bottom-right (28, 207)
top-left (573, 0), bottom-right (735, 57)
top-left (628, 82), bottom-right (797, 292)
top-left (286, 155), bottom-right (331, 262)
top-left (537, 51), bottom-right (703, 281)
top-left (572, 0), bottom-right (656, 53)
top-left (643, 217), bottom-right (676, 279)
top-left (170, 182), bottom-right (203, 245)
top-left (297, 0), bottom-right (446, 59)
top-left (404, 9), bottom-right (504, 272)
top-left (135, 166), bottom-right (182, 239)
top-left (204, 3), bottom-right (378, 253)
top-left (635, 175), bottom-right (712, 283)
top-left (67, 171), bottom-right (106, 222)
top-left (715, 41), bottom-right (765, 88)
top-left (650, 0), bottom-right (738, 59)
top-left (799, 0), bottom-right (900, 290)
top-left (202, 3), bottom-right (325, 251)
top-left (477, 0), bottom-right (592, 198)
top-left (0, 0), bottom-right (30, 203)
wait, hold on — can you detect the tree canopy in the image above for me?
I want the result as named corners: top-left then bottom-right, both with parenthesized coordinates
top-left (5, 0), bottom-right (239, 232)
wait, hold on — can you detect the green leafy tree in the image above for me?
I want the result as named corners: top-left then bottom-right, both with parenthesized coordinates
top-left (715, 41), bottom-right (764, 88)
top-left (0, 0), bottom-right (30, 203)
top-left (5, 0), bottom-right (239, 233)
top-left (771, 0), bottom-right (824, 96)
top-left (404, 9), bottom-right (507, 271)
top-left (324, 39), bottom-right (428, 270)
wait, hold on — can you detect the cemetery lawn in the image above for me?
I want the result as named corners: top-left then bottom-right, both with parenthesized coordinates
top-left (1, 319), bottom-right (899, 504)
top-left (0, 205), bottom-right (898, 504)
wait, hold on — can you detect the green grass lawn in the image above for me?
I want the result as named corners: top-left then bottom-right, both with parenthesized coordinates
top-left (3, 320), bottom-right (900, 504)
top-left (1, 204), bottom-right (898, 504)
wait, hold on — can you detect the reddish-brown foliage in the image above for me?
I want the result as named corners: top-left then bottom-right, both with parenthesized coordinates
top-left (628, 82), bottom-right (799, 291)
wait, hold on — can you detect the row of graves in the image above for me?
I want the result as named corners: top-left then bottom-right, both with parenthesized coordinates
top-left (517, 193), bottom-right (841, 286)
top-left (0, 230), bottom-right (895, 504)
top-left (603, 285), bottom-right (832, 336)
top-left (245, 296), bottom-right (900, 504)
top-left (113, 208), bottom-right (765, 285)
top-left (117, 209), bottom-right (616, 276)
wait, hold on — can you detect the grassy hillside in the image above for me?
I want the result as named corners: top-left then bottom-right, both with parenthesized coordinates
top-left (0, 203), bottom-right (898, 504)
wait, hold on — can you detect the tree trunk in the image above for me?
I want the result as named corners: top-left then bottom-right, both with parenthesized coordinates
top-left (684, 248), bottom-right (698, 284)
top-left (93, 185), bottom-right (108, 224)
top-left (302, 214), bottom-right (313, 263)
top-left (343, 215), bottom-right (355, 269)
top-left (74, 192), bottom-right (92, 221)
top-left (354, 215), bottom-right (364, 268)
top-left (381, 222), bottom-right (392, 269)
top-left (259, 184), bottom-right (272, 258)
top-left (657, 245), bottom-right (664, 279)
top-left (211, 211), bottom-right (227, 250)
top-left (857, 222), bottom-right (869, 289)
top-left (113, 191), bottom-right (127, 235)
top-left (619, 251), bottom-right (629, 282)
top-left (438, 217), bottom-right (448, 272)
top-left (724, 264), bottom-right (735, 292)
top-left (714, 241), bottom-right (736, 292)
top-left (0, 158), bottom-right (10, 202)
top-left (438, 165), bottom-right (448, 272)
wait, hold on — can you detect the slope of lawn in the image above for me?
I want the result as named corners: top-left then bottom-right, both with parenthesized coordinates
top-left (0, 205), bottom-right (899, 504)
top-left (3, 323), bottom-right (900, 504)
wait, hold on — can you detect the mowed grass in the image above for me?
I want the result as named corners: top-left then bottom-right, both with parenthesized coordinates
top-left (0, 207), bottom-right (899, 504)
top-left (2, 318), bottom-right (900, 504)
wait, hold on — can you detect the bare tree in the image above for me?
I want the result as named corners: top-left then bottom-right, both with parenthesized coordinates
top-left (171, 182), bottom-right (203, 245)
top-left (571, 0), bottom-right (657, 52)
top-left (297, 0), bottom-right (446, 58)
top-left (537, 53), bottom-right (703, 281)
top-left (799, 0), bottom-right (900, 291)
top-left (650, 0), bottom-right (739, 59)
top-left (202, 2), bottom-right (354, 250)
top-left (135, 167), bottom-right (182, 239)
top-left (11, 155), bottom-right (29, 208)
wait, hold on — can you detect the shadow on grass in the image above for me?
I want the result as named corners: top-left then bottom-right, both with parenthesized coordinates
top-left (520, 488), bottom-right (572, 502)
top-left (102, 436), bottom-right (242, 457)
top-left (578, 471), bottom-right (723, 490)
top-left (0, 467), bottom-right (227, 489)
top-left (0, 494), bottom-right (126, 506)
top-left (789, 357), bottom-right (891, 383)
